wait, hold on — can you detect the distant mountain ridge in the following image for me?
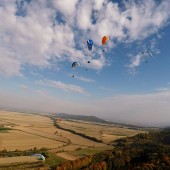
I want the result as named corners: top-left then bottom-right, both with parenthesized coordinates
top-left (49, 113), bottom-right (145, 129)
top-left (51, 113), bottom-right (108, 124)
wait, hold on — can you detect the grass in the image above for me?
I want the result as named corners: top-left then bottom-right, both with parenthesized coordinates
top-left (45, 153), bottom-right (65, 167)
top-left (68, 148), bottom-right (105, 157)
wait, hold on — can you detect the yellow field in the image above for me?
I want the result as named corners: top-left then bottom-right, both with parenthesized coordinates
top-left (0, 110), bottom-right (146, 166)
top-left (58, 120), bottom-right (146, 144)
top-left (0, 111), bottom-right (65, 151)
top-left (0, 110), bottom-right (111, 154)
top-left (0, 156), bottom-right (39, 164)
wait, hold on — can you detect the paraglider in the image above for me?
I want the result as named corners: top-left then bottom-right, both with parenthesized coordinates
top-left (72, 62), bottom-right (80, 77)
top-left (31, 154), bottom-right (45, 161)
top-left (141, 51), bottom-right (153, 64)
top-left (87, 39), bottom-right (93, 51)
top-left (102, 36), bottom-right (109, 45)
top-left (141, 51), bottom-right (152, 57)
top-left (87, 61), bottom-right (90, 63)
top-left (72, 62), bottom-right (80, 69)
top-left (146, 51), bottom-right (152, 57)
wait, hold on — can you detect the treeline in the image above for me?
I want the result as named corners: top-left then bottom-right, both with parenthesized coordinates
top-left (55, 130), bottom-right (170, 170)
top-left (0, 127), bottom-right (12, 131)
top-left (0, 147), bottom-right (48, 158)
top-left (53, 119), bottom-right (102, 143)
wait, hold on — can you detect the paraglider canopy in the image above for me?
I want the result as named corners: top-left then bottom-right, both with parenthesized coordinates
top-left (102, 36), bottom-right (109, 45)
top-left (32, 154), bottom-right (45, 161)
top-left (72, 62), bottom-right (79, 69)
top-left (141, 51), bottom-right (152, 57)
top-left (87, 61), bottom-right (90, 63)
top-left (87, 39), bottom-right (93, 51)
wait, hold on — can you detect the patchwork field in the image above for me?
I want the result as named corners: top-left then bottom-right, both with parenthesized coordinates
top-left (0, 110), bottom-right (146, 169)
top-left (57, 119), bottom-right (146, 144)
top-left (0, 111), bottom-right (66, 151)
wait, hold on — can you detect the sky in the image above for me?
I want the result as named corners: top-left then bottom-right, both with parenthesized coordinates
top-left (0, 0), bottom-right (170, 126)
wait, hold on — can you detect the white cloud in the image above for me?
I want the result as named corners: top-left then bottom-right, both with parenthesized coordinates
top-left (0, 0), bottom-right (169, 77)
top-left (52, 0), bottom-right (79, 16)
top-left (36, 80), bottom-right (88, 94)
top-left (123, 0), bottom-right (170, 41)
top-left (76, 0), bottom-right (93, 30)
top-left (93, 0), bottom-right (105, 10)
top-left (128, 53), bottom-right (143, 69)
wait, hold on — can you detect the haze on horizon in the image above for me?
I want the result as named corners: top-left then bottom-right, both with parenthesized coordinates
top-left (0, 0), bottom-right (170, 127)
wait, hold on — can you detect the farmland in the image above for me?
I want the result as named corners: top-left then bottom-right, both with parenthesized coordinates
top-left (56, 119), bottom-right (146, 144)
top-left (0, 110), bottom-right (146, 169)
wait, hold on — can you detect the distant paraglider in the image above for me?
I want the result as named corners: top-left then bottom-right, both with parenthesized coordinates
top-left (72, 62), bottom-right (80, 69)
top-left (141, 50), bottom-right (152, 63)
top-left (141, 50), bottom-right (153, 63)
top-left (72, 62), bottom-right (80, 77)
top-left (102, 36), bottom-right (109, 45)
top-left (141, 51), bottom-right (152, 57)
top-left (87, 39), bottom-right (93, 51)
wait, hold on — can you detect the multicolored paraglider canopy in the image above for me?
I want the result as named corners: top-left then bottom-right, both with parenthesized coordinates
top-left (102, 36), bottom-right (109, 45)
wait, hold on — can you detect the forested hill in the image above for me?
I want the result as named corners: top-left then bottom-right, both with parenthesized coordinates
top-left (52, 113), bottom-right (109, 124)
top-left (50, 113), bottom-right (142, 128)
top-left (55, 129), bottom-right (170, 170)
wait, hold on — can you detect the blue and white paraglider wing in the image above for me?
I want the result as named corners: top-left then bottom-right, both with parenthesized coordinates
top-left (87, 39), bottom-right (93, 51)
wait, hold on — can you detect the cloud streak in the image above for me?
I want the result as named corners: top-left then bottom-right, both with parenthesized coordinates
top-left (37, 80), bottom-right (88, 94)
top-left (67, 73), bottom-right (95, 83)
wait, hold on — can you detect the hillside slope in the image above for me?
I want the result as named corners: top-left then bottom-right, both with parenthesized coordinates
top-left (55, 129), bottom-right (170, 170)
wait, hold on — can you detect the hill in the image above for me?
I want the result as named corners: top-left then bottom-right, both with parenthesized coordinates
top-left (55, 129), bottom-right (170, 170)
top-left (51, 113), bottom-right (109, 124)
top-left (49, 113), bottom-right (144, 130)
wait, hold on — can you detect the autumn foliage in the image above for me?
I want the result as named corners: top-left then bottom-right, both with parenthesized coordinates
top-left (55, 129), bottom-right (170, 170)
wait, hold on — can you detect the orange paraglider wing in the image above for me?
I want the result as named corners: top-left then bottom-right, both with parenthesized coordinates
top-left (102, 36), bottom-right (109, 45)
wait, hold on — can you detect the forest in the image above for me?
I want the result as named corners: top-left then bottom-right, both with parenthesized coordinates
top-left (55, 129), bottom-right (170, 170)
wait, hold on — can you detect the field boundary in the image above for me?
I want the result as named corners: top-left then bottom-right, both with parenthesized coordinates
top-left (52, 119), bottom-right (103, 143)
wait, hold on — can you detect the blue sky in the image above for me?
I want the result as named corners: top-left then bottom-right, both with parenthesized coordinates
top-left (0, 0), bottom-right (170, 126)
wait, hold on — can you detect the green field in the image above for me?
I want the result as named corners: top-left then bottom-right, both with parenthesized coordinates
top-left (45, 153), bottom-right (65, 167)
top-left (68, 147), bottom-right (109, 157)
top-left (0, 127), bottom-right (12, 133)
